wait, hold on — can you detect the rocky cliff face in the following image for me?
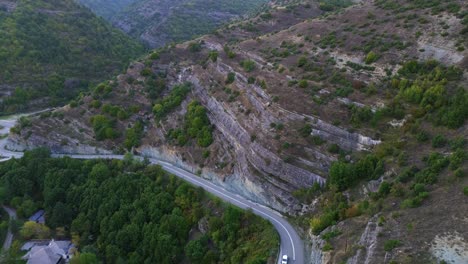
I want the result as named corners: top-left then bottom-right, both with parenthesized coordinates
top-left (10, 0), bottom-right (468, 263)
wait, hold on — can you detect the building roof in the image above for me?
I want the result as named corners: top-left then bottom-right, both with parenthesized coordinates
top-left (22, 240), bottom-right (73, 264)
top-left (28, 210), bottom-right (45, 224)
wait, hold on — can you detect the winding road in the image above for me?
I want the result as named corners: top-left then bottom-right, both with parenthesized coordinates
top-left (0, 114), bottom-right (305, 264)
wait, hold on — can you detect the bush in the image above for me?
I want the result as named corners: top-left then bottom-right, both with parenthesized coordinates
top-left (208, 51), bottom-right (218, 62)
top-left (167, 101), bottom-right (213, 148)
top-left (20, 221), bottom-right (51, 240)
top-left (90, 115), bottom-right (118, 141)
top-left (124, 121), bottom-right (144, 150)
top-left (431, 134), bottom-right (447, 148)
top-left (297, 57), bottom-right (308, 67)
top-left (90, 100), bottom-right (102, 109)
top-left (298, 124), bottom-right (312, 138)
top-left (328, 155), bottom-right (384, 191)
top-left (416, 131), bottom-right (430, 142)
top-left (189, 42), bottom-right (202, 52)
top-left (226, 72), bottom-right (236, 84)
top-left (153, 83), bottom-right (191, 119)
top-left (449, 149), bottom-right (466, 170)
top-left (240, 60), bottom-right (256, 72)
top-left (384, 240), bottom-right (401, 251)
top-left (464, 186), bottom-right (468, 196)
top-left (327, 144), bottom-right (341, 154)
top-left (396, 166), bottom-right (419, 183)
top-left (298, 79), bottom-right (308, 88)
top-left (140, 68), bottom-right (152, 76)
top-left (365, 51), bottom-right (378, 64)
top-left (149, 52), bottom-right (160, 60)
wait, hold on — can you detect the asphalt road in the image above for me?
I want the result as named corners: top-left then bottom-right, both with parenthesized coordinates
top-left (2, 206), bottom-right (17, 251)
top-left (0, 114), bottom-right (305, 264)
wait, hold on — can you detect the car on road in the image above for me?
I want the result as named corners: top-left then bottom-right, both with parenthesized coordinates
top-left (282, 254), bottom-right (288, 264)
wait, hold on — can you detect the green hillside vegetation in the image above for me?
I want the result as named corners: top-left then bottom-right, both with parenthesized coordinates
top-left (306, 60), bottom-right (467, 237)
top-left (0, 149), bottom-right (279, 263)
top-left (110, 0), bottom-right (270, 47)
top-left (0, 0), bottom-right (144, 114)
top-left (77, 0), bottom-right (137, 19)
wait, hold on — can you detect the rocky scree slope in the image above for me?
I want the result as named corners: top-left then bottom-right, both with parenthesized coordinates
top-left (8, 0), bottom-right (468, 263)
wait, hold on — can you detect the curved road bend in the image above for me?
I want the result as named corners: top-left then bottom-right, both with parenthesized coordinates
top-left (0, 111), bottom-right (305, 263)
top-left (56, 154), bottom-right (305, 264)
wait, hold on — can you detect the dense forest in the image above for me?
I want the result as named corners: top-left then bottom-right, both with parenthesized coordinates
top-left (0, 0), bottom-right (144, 114)
top-left (0, 149), bottom-right (278, 264)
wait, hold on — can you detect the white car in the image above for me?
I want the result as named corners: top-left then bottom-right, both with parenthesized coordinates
top-left (281, 255), bottom-right (288, 264)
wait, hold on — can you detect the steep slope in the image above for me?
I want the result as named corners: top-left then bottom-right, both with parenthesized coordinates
top-left (107, 0), bottom-right (270, 47)
top-left (0, 0), bottom-right (145, 114)
top-left (76, 0), bottom-right (137, 19)
top-left (8, 0), bottom-right (468, 263)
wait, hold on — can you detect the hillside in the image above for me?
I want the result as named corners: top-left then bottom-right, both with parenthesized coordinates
top-left (6, 0), bottom-right (468, 263)
top-left (76, 0), bottom-right (137, 19)
top-left (82, 0), bottom-right (271, 48)
top-left (0, 0), bottom-right (145, 114)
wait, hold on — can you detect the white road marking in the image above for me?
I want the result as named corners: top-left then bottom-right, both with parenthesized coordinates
top-left (161, 164), bottom-right (297, 259)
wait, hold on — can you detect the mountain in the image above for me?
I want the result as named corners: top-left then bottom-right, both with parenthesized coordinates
top-left (76, 0), bottom-right (137, 19)
top-left (6, 0), bottom-right (468, 263)
top-left (0, 0), bottom-right (145, 114)
top-left (79, 0), bottom-right (270, 48)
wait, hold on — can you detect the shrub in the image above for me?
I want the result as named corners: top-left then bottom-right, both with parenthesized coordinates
top-left (240, 60), bottom-right (256, 72)
top-left (384, 240), bottom-right (401, 251)
top-left (311, 136), bottom-right (325, 145)
top-left (311, 211), bottom-right (338, 234)
top-left (416, 131), bottom-right (430, 142)
top-left (149, 52), bottom-right (160, 60)
top-left (141, 68), bottom-right (152, 76)
top-left (322, 242), bottom-right (333, 251)
top-left (153, 83), bottom-right (191, 119)
top-left (167, 101), bottom-right (213, 148)
top-left (454, 169), bottom-right (465, 178)
top-left (464, 186), bottom-right (468, 196)
top-left (328, 155), bottom-right (384, 191)
top-left (297, 57), bottom-right (308, 67)
top-left (90, 115), bottom-right (118, 141)
top-left (396, 166), bottom-right (419, 183)
top-left (124, 121), bottom-right (144, 150)
top-left (299, 124), bottom-right (312, 137)
top-left (449, 149), bottom-right (466, 170)
top-left (298, 79), bottom-right (308, 88)
top-left (189, 42), bottom-right (202, 52)
top-left (365, 51), bottom-right (378, 64)
top-left (90, 100), bottom-right (102, 109)
top-left (208, 51), bottom-right (218, 62)
top-left (226, 72), bottom-right (236, 84)
top-left (327, 144), bottom-right (341, 154)
top-left (431, 134), bottom-right (447, 148)
top-left (449, 137), bottom-right (466, 150)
